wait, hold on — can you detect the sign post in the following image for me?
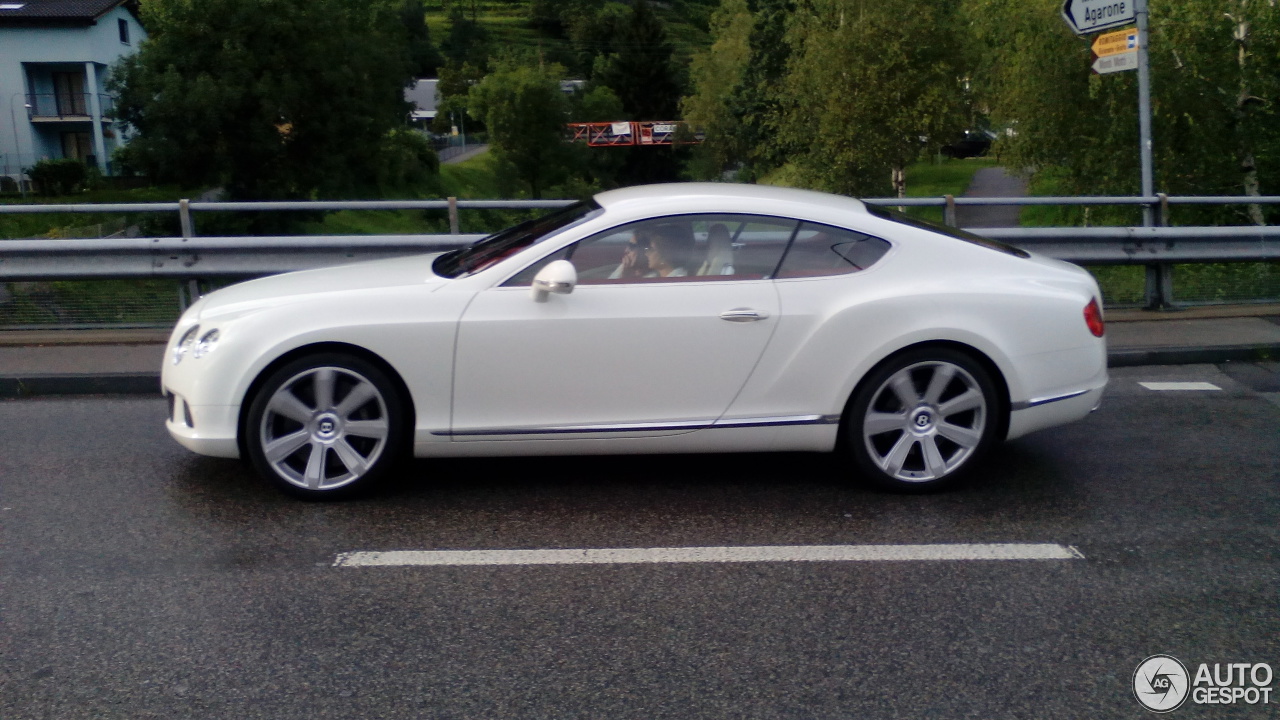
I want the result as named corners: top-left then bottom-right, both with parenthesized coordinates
top-left (1063, 0), bottom-right (1162, 305)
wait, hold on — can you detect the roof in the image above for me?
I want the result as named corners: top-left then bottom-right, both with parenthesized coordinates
top-left (595, 183), bottom-right (869, 215)
top-left (0, 0), bottom-right (135, 25)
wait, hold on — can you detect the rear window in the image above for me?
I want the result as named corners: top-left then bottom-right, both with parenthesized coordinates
top-left (866, 205), bottom-right (1029, 258)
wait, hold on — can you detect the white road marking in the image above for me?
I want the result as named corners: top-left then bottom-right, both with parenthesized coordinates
top-left (333, 543), bottom-right (1084, 567)
top-left (1139, 381), bottom-right (1222, 391)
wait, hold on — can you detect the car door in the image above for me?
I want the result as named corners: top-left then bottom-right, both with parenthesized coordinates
top-left (449, 214), bottom-right (797, 439)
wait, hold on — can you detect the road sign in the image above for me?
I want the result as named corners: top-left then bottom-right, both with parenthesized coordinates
top-left (1061, 0), bottom-right (1136, 35)
top-left (1092, 28), bottom-right (1139, 57)
top-left (1092, 51), bottom-right (1138, 74)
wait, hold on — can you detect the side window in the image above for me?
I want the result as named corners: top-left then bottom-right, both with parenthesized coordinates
top-left (502, 214), bottom-right (798, 287)
top-left (775, 222), bottom-right (891, 278)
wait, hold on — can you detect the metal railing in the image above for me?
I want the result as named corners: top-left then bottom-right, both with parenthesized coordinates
top-left (25, 93), bottom-right (116, 120)
top-left (1, 195), bottom-right (1277, 323)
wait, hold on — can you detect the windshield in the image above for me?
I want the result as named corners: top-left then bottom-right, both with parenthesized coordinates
top-left (866, 205), bottom-right (1030, 258)
top-left (432, 200), bottom-right (604, 278)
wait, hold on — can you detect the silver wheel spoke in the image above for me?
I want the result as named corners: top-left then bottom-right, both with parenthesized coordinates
top-left (937, 421), bottom-right (982, 449)
top-left (939, 389), bottom-right (984, 416)
top-left (922, 364), bottom-right (956, 405)
top-left (331, 439), bottom-right (370, 476)
top-left (881, 434), bottom-right (916, 475)
top-left (344, 418), bottom-right (389, 439)
top-left (335, 381), bottom-right (379, 418)
top-left (267, 391), bottom-right (313, 424)
top-left (313, 368), bottom-right (336, 409)
top-left (303, 443), bottom-right (327, 489)
top-left (921, 436), bottom-right (948, 478)
top-left (888, 372), bottom-right (920, 408)
top-left (864, 411), bottom-right (908, 435)
top-left (264, 430), bottom-right (310, 464)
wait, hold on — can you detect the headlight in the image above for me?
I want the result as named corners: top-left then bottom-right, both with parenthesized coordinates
top-left (193, 328), bottom-right (220, 359)
top-left (172, 325), bottom-right (199, 365)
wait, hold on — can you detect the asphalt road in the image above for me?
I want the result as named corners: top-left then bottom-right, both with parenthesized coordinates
top-left (1, 364), bottom-right (1277, 719)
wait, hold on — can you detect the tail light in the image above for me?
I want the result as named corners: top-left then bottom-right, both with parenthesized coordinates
top-left (1084, 298), bottom-right (1105, 337)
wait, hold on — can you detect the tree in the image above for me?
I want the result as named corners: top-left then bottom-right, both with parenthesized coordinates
top-left (110, 0), bottom-right (414, 201)
top-left (775, 0), bottom-right (968, 197)
top-left (468, 62), bottom-right (576, 198)
top-left (590, 0), bottom-right (688, 184)
top-left (964, 0), bottom-right (1280, 224)
top-left (440, 6), bottom-right (491, 69)
top-left (401, 0), bottom-right (443, 78)
top-left (682, 0), bottom-right (754, 179)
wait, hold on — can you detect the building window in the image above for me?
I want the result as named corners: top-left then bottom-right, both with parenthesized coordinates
top-left (62, 132), bottom-right (94, 165)
top-left (119, 18), bottom-right (130, 44)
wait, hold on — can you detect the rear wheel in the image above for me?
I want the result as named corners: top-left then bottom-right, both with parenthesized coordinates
top-left (245, 353), bottom-right (406, 499)
top-left (848, 348), bottom-right (1000, 491)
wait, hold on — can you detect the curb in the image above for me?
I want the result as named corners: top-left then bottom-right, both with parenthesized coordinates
top-left (1106, 344), bottom-right (1280, 368)
top-left (3, 344), bottom-right (1278, 398)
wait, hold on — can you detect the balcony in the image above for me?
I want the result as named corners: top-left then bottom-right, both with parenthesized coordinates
top-left (26, 93), bottom-right (116, 122)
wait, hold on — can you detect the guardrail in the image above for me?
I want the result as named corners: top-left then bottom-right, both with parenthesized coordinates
top-left (2, 195), bottom-right (1277, 311)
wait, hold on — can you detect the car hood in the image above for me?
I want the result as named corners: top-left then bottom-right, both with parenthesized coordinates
top-left (193, 253), bottom-right (448, 321)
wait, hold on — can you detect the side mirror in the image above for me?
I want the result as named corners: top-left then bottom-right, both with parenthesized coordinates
top-left (531, 260), bottom-right (577, 302)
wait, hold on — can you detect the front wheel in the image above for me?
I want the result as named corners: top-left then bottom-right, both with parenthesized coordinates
top-left (245, 353), bottom-right (407, 499)
top-left (847, 348), bottom-right (1001, 491)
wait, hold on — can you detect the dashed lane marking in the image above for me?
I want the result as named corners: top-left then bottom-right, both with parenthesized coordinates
top-left (1139, 381), bottom-right (1222, 391)
top-left (333, 543), bottom-right (1085, 567)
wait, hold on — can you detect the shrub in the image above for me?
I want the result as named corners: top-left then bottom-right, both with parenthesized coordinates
top-left (28, 158), bottom-right (89, 196)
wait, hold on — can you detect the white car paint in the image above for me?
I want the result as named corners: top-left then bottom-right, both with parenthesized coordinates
top-left (161, 183), bottom-right (1107, 494)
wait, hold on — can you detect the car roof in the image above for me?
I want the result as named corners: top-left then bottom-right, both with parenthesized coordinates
top-left (593, 183), bottom-right (869, 217)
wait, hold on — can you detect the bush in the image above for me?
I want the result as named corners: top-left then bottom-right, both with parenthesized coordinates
top-left (28, 158), bottom-right (89, 196)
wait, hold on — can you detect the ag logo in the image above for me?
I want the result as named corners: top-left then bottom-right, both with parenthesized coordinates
top-left (1134, 655), bottom-right (1190, 712)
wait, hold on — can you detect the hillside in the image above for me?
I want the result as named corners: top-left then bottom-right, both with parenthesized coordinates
top-left (420, 0), bottom-right (717, 75)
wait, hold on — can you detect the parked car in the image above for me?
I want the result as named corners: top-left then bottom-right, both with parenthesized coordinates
top-left (942, 129), bottom-right (997, 159)
top-left (162, 183), bottom-right (1107, 499)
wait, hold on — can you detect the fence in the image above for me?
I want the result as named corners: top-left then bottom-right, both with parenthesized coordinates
top-left (1, 195), bottom-right (1277, 329)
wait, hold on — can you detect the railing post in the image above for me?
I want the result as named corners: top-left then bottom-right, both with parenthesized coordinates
top-left (177, 198), bottom-right (201, 311)
top-left (1143, 193), bottom-right (1175, 310)
top-left (447, 196), bottom-right (459, 235)
top-left (943, 194), bottom-right (957, 227)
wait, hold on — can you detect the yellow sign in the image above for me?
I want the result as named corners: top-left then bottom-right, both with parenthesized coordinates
top-left (1092, 28), bottom-right (1139, 58)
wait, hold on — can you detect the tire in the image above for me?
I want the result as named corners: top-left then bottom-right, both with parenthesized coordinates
top-left (245, 352), bottom-right (407, 499)
top-left (847, 348), bottom-right (1001, 492)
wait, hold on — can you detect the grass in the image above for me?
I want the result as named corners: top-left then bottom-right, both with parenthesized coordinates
top-left (901, 157), bottom-right (998, 224)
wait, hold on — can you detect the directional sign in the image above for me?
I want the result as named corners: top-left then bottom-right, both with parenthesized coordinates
top-left (1092, 28), bottom-right (1139, 57)
top-left (1061, 0), bottom-right (1136, 35)
top-left (1092, 51), bottom-right (1138, 74)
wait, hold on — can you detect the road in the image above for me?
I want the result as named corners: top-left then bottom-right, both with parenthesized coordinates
top-left (1, 364), bottom-right (1277, 719)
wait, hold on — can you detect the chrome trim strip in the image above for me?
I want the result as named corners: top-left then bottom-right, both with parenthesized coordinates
top-left (1010, 388), bottom-right (1091, 412)
top-left (439, 414), bottom-right (841, 437)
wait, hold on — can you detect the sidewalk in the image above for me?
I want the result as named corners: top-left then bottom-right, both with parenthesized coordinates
top-left (2, 306), bottom-right (1279, 397)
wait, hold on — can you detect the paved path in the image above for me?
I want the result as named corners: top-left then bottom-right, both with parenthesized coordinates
top-left (956, 166), bottom-right (1028, 228)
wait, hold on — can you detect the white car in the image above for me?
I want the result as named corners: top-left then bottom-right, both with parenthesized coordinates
top-left (162, 183), bottom-right (1107, 499)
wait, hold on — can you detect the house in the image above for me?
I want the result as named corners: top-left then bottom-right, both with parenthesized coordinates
top-left (0, 0), bottom-right (146, 185)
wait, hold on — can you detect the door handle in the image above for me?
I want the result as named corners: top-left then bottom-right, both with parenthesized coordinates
top-left (719, 308), bottom-right (768, 322)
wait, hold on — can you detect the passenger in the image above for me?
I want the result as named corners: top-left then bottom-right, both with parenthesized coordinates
top-left (609, 228), bottom-right (652, 279)
top-left (643, 227), bottom-right (695, 278)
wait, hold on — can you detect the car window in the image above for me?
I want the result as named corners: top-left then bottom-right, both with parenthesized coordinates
top-left (502, 214), bottom-right (799, 287)
top-left (865, 205), bottom-right (1029, 258)
top-left (774, 222), bottom-right (891, 278)
top-left (433, 200), bottom-right (603, 278)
